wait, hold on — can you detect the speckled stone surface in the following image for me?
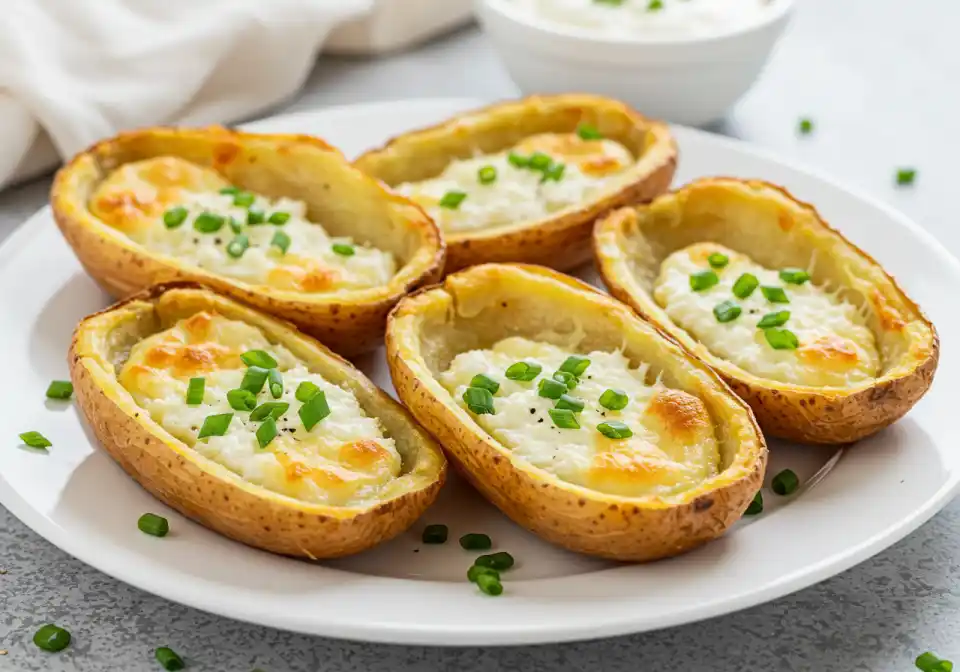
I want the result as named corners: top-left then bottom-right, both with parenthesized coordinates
top-left (2, 1), bottom-right (959, 669)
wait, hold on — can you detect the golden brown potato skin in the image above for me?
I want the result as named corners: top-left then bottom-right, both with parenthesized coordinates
top-left (594, 177), bottom-right (939, 445)
top-left (386, 264), bottom-right (766, 562)
top-left (52, 127), bottom-right (445, 357)
top-left (70, 284), bottom-right (446, 559)
top-left (355, 94), bottom-right (677, 273)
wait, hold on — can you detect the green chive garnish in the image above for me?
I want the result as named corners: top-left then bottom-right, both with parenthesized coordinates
top-left (295, 381), bottom-right (321, 403)
top-left (577, 124), bottom-right (603, 140)
top-left (732, 273), bottom-right (759, 299)
top-left (19, 431), bottom-right (51, 449)
top-left (271, 230), bottom-right (291, 254)
top-left (241, 350), bottom-right (278, 369)
top-left (648, 0), bottom-right (663, 10)
top-left (505, 361), bottom-right (542, 381)
top-left (916, 652), bottom-right (953, 672)
top-left (798, 118), bottom-right (814, 135)
top-left (332, 243), bottom-right (355, 256)
top-left (476, 573), bottom-right (503, 596)
top-left (163, 207), bottom-right (188, 229)
top-left (155, 646), bottom-right (185, 671)
top-left (779, 268), bottom-right (810, 285)
top-left (559, 355), bottom-right (591, 377)
top-left (761, 286), bottom-right (790, 303)
top-left (197, 413), bottom-right (232, 439)
top-left (193, 212), bottom-right (224, 233)
top-left (713, 300), bottom-right (742, 323)
top-left (226, 234), bottom-right (249, 258)
top-left (463, 386), bottom-right (496, 415)
top-left (896, 168), bottom-right (917, 186)
top-left (299, 390), bottom-right (331, 430)
top-left (228, 216), bottom-right (244, 234)
top-left (552, 371), bottom-right (578, 390)
top-left (268, 211), bottom-right (291, 225)
top-left (46, 380), bottom-right (73, 400)
top-left (537, 378), bottom-right (567, 400)
top-left (233, 191), bottom-right (255, 208)
top-left (219, 186), bottom-right (241, 196)
top-left (467, 565), bottom-right (500, 583)
top-left (33, 624), bottom-right (71, 653)
top-left (549, 408), bottom-right (580, 429)
top-left (470, 373), bottom-right (500, 394)
top-left (267, 368), bottom-right (283, 399)
top-left (185, 377), bottom-right (205, 406)
top-left (250, 402), bottom-right (289, 422)
top-left (599, 388), bottom-right (628, 411)
top-left (138, 513), bottom-right (170, 537)
top-left (508, 152), bottom-right (529, 168)
top-left (478, 165), bottom-right (497, 185)
top-left (475, 551), bottom-right (515, 570)
top-left (757, 310), bottom-right (790, 328)
top-left (764, 328), bottom-right (799, 350)
top-left (555, 394), bottom-right (585, 413)
top-left (690, 270), bottom-right (719, 292)
top-left (597, 420), bottom-right (633, 439)
top-left (528, 152), bottom-right (552, 171)
top-left (541, 162), bottom-right (566, 183)
top-left (256, 417), bottom-right (279, 449)
top-left (707, 253), bottom-right (729, 268)
top-left (226, 388), bottom-right (257, 412)
top-left (459, 533), bottom-right (492, 550)
top-left (745, 491), bottom-right (763, 516)
top-left (439, 191), bottom-right (467, 209)
top-left (422, 524), bottom-right (448, 544)
top-left (247, 207), bottom-right (266, 225)
top-left (771, 469), bottom-right (800, 495)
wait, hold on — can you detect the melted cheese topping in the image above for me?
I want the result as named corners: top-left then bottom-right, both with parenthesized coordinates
top-left (440, 337), bottom-right (719, 498)
top-left (90, 157), bottom-right (396, 293)
top-left (653, 243), bottom-right (880, 387)
top-left (396, 133), bottom-right (634, 233)
top-left (118, 311), bottom-right (401, 506)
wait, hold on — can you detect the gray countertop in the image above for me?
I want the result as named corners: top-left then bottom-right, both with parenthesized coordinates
top-left (2, 1), bottom-right (958, 669)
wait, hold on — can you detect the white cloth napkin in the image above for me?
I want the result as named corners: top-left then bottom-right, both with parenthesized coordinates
top-left (0, 0), bottom-right (372, 189)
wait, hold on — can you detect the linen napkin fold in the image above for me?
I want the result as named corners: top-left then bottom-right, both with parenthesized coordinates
top-left (0, 0), bottom-right (372, 189)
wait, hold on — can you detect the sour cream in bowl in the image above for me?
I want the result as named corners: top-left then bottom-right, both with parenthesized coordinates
top-left (476, 0), bottom-right (793, 126)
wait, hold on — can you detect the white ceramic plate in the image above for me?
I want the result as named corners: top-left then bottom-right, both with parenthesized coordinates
top-left (1, 99), bottom-right (957, 646)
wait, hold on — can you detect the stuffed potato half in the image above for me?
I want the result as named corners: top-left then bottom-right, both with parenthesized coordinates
top-left (52, 127), bottom-right (445, 357)
top-left (594, 178), bottom-right (939, 444)
top-left (355, 94), bottom-right (677, 273)
top-left (386, 264), bottom-right (766, 561)
top-left (70, 284), bottom-right (446, 559)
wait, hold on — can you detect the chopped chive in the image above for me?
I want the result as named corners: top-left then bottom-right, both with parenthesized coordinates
top-left (757, 310), bottom-right (790, 328)
top-left (798, 118), bottom-right (814, 135)
top-left (463, 386), bottom-right (496, 415)
top-left (916, 652), bottom-right (953, 672)
top-left (241, 350), bottom-right (278, 369)
top-left (268, 211), bottom-right (291, 225)
top-left (505, 361), bottom-right (542, 381)
top-left (228, 216), bottom-right (244, 234)
top-left (771, 469), bottom-right (800, 495)
top-left (226, 234), bottom-right (249, 258)
top-left (552, 371), bottom-right (578, 390)
top-left (896, 168), bottom-right (917, 186)
top-left (764, 327), bottom-right (799, 350)
top-left (559, 355), bottom-right (591, 377)
top-left (508, 152), bottom-right (529, 168)
top-left (163, 207), bottom-right (188, 229)
top-left (475, 551), bottom-right (515, 570)
top-left (332, 243), bottom-right (356, 256)
top-left (470, 373), bottom-right (500, 394)
top-left (233, 191), bottom-right (255, 208)
top-left (713, 300), bottom-right (742, 323)
top-left (138, 513), bottom-right (169, 537)
top-left (732, 273), bottom-right (760, 299)
top-left (267, 368), bottom-right (283, 399)
top-left (761, 286), bottom-right (790, 303)
top-left (537, 378), bottom-right (567, 400)
top-left (299, 390), bottom-right (331, 431)
top-left (256, 417), bottom-right (278, 449)
top-left (647, 0), bottom-right (663, 9)
top-left (197, 413), bottom-right (232, 439)
top-left (45, 380), bottom-right (74, 400)
top-left (271, 230), bottom-right (291, 254)
top-left (459, 533), bottom-right (492, 550)
top-left (219, 186), bottom-right (241, 196)
top-left (476, 573), bottom-right (503, 596)
top-left (295, 381), bottom-right (321, 403)
top-left (549, 408), bottom-right (580, 429)
top-left (707, 253), bottom-right (729, 268)
top-left (155, 646), bottom-right (185, 671)
top-left (576, 124), bottom-right (603, 140)
top-left (193, 212), bottom-right (224, 233)
top-left (528, 152), bottom-right (552, 171)
top-left (745, 491), bottom-right (763, 516)
top-left (185, 377), bottom-right (205, 406)
top-left (597, 420), bottom-right (633, 439)
top-left (690, 270), bottom-right (719, 292)
top-left (779, 268), bottom-right (810, 285)
top-left (478, 165), bottom-right (497, 185)
top-left (439, 191), bottom-right (467, 209)
top-left (599, 388), bottom-right (628, 411)
top-left (467, 565), bottom-right (500, 583)
top-left (19, 431), bottom-right (51, 449)
top-left (555, 394), bottom-right (585, 413)
top-left (250, 402), bottom-right (289, 422)
top-left (247, 207), bottom-right (266, 225)
top-left (226, 388), bottom-right (257, 412)
top-left (540, 162), bottom-right (566, 183)
top-left (33, 624), bottom-right (71, 653)
top-left (422, 524), bottom-right (449, 544)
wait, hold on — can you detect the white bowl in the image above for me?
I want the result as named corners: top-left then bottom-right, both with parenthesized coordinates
top-left (475, 0), bottom-right (794, 126)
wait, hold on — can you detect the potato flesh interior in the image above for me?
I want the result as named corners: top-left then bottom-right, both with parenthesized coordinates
top-left (653, 242), bottom-right (880, 387)
top-left (117, 310), bottom-right (401, 506)
top-left (395, 133), bottom-right (634, 234)
top-left (439, 336), bottom-right (719, 498)
top-left (89, 157), bottom-right (396, 293)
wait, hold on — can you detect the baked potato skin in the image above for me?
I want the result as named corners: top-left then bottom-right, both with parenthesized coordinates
top-left (70, 283), bottom-right (446, 559)
top-left (595, 177), bottom-right (939, 445)
top-left (355, 94), bottom-right (677, 274)
top-left (52, 127), bottom-right (446, 358)
top-left (386, 264), bottom-right (766, 562)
